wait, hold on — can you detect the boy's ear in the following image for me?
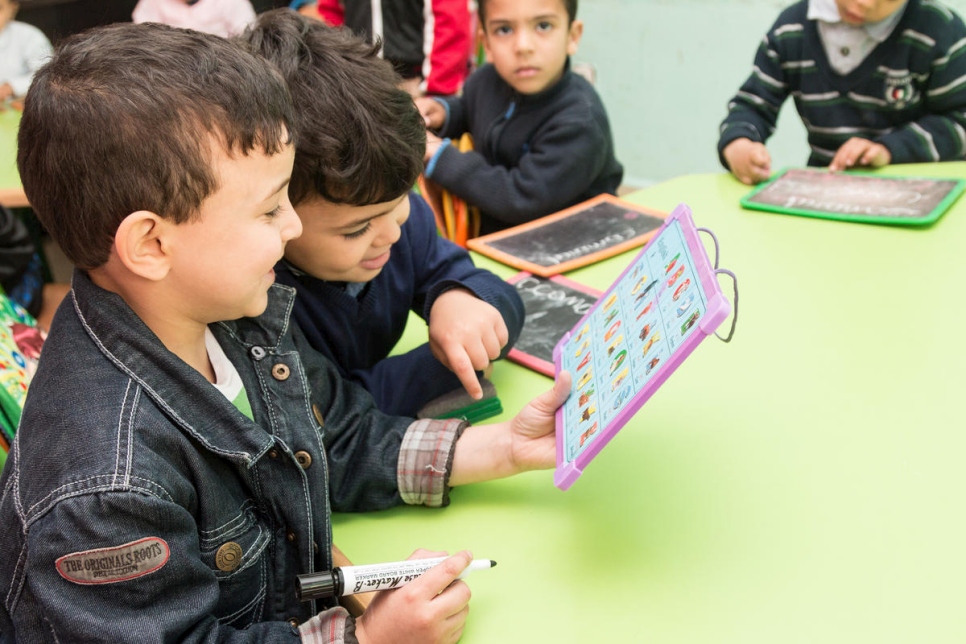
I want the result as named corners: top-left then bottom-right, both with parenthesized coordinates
top-left (114, 211), bottom-right (172, 281)
top-left (567, 19), bottom-right (584, 56)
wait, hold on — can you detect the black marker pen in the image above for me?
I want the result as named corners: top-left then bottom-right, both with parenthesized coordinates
top-left (297, 556), bottom-right (496, 601)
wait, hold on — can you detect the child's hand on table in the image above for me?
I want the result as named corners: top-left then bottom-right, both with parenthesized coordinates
top-left (449, 371), bottom-right (573, 486)
top-left (828, 137), bottom-right (891, 172)
top-left (429, 288), bottom-right (509, 400)
top-left (723, 138), bottom-right (772, 185)
top-left (355, 550), bottom-right (473, 644)
top-left (414, 97), bottom-right (446, 130)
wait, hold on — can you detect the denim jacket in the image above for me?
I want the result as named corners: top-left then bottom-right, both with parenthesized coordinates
top-left (0, 270), bottom-right (463, 643)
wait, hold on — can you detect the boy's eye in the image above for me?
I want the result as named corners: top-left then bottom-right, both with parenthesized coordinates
top-left (536, 21), bottom-right (554, 32)
top-left (493, 25), bottom-right (512, 36)
top-left (264, 205), bottom-right (283, 218)
top-left (344, 222), bottom-right (372, 239)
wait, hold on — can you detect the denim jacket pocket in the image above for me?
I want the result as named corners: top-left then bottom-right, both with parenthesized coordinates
top-left (198, 500), bottom-right (271, 629)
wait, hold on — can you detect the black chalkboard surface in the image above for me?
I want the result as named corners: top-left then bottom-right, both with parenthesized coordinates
top-left (740, 168), bottom-right (966, 226)
top-left (467, 194), bottom-right (666, 277)
top-left (505, 272), bottom-right (602, 377)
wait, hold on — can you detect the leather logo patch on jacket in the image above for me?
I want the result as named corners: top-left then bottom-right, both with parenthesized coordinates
top-left (55, 537), bottom-right (170, 585)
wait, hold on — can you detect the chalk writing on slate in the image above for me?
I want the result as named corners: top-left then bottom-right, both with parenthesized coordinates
top-left (741, 168), bottom-right (965, 224)
top-left (468, 195), bottom-right (667, 276)
top-left (506, 273), bottom-right (601, 376)
top-left (486, 202), bottom-right (664, 267)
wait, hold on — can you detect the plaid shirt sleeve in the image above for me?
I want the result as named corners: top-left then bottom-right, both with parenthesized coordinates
top-left (397, 418), bottom-right (468, 507)
top-left (299, 607), bottom-right (357, 644)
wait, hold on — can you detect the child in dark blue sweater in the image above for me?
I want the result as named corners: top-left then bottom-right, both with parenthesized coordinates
top-left (414, 0), bottom-right (623, 235)
top-left (239, 11), bottom-right (524, 417)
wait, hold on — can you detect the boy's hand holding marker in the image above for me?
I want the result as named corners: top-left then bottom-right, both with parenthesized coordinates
top-left (356, 550), bottom-right (474, 644)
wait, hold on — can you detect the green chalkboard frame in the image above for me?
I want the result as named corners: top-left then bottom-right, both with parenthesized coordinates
top-left (739, 167), bottom-right (966, 227)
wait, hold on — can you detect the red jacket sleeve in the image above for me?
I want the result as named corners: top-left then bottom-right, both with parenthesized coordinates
top-left (422, 0), bottom-right (472, 96)
top-left (317, 0), bottom-right (345, 26)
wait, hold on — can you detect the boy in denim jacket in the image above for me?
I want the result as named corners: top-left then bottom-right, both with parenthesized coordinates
top-left (0, 23), bottom-right (569, 643)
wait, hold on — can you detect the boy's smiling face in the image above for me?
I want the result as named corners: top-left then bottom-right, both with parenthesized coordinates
top-left (165, 139), bottom-right (302, 322)
top-left (481, 0), bottom-right (583, 95)
top-left (835, 0), bottom-right (906, 24)
top-left (284, 194), bottom-right (410, 283)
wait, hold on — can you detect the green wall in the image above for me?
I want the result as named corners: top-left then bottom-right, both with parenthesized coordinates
top-left (576, 0), bottom-right (966, 186)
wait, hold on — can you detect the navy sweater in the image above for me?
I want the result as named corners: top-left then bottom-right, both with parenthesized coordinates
top-left (718, 0), bottom-right (966, 167)
top-left (276, 192), bottom-right (525, 416)
top-left (429, 62), bottom-right (624, 234)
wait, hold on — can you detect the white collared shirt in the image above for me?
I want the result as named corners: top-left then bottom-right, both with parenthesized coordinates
top-left (808, 0), bottom-right (908, 74)
top-left (0, 21), bottom-right (52, 97)
top-left (205, 327), bottom-right (251, 418)
top-left (131, 0), bottom-right (257, 38)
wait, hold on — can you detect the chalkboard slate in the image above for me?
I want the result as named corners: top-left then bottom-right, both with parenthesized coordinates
top-left (740, 168), bottom-right (966, 226)
top-left (467, 194), bottom-right (667, 277)
top-left (505, 272), bottom-right (601, 377)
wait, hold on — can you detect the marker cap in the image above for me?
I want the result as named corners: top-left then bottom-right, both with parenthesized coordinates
top-left (296, 570), bottom-right (339, 601)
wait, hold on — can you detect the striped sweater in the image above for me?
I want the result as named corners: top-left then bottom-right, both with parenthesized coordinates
top-left (718, 0), bottom-right (966, 167)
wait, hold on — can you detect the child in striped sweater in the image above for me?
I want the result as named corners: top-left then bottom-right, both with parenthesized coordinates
top-left (718, 0), bottom-right (966, 185)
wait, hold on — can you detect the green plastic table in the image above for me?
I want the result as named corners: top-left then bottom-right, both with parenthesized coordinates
top-left (0, 108), bottom-right (27, 208)
top-left (333, 163), bottom-right (966, 643)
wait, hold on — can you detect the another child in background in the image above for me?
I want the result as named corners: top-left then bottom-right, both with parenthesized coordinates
top-left (239, 10), bottom-right (525, 418)
top-left (0, 205), bottom-right (69, 331)
top-left (415, 0), bottom-right (623, 235)
top-left (0, 22), bottom-right (570, 642)
top-left (718, 0), bottom-right (966, 185)
top-left (288, 0), bottom-right (320, 19)
top-left (0, 0), bottom-right (52, 101)
top-left (315, 0), bottom-right (473, 97)
top-left (132, 0), bottom-right (256, 37)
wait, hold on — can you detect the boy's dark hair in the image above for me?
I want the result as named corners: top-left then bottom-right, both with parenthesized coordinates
top-left (478, 0), bottom-right (578, 27)
top-left (17, 22), bottom-right (295, 270)
top-left (238, 9), bottom-right (425, 208)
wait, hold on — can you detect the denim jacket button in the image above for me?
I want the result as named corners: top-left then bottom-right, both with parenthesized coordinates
top-left (215, 542), bottom-right (243, 572)
top-left (312, 404), bottom-right (324, 427)
top-left (271, 363), bottom-right (291, 381)
top-left (268, 449), bottom-right (279, 459)
top-left (250, 346), bottom-right (266, 360)
top-left (287, 531), bottom-right (296, 542)
top-left (288, 618), bottom-right (300, 628)
top-left (295, 451), bottom-right (312, 469)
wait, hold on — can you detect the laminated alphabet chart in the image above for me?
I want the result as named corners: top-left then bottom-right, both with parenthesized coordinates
top-left (553, 204), bottom-right (732, 490)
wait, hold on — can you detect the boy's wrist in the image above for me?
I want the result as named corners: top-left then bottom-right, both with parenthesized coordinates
top-left (430, 96), bottom-right (450, 132)
top-left (449, 421), bottom-right (516, 487)
top-left (424, 138), bottom-right (452, 177)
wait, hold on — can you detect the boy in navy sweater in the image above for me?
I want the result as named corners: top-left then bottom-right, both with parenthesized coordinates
top-left (719, 0), bottom-right (966, 185)
top-left (414, 0), bottom-right (623, 235)
top-left (239, 11), bottom-right (524, 417)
